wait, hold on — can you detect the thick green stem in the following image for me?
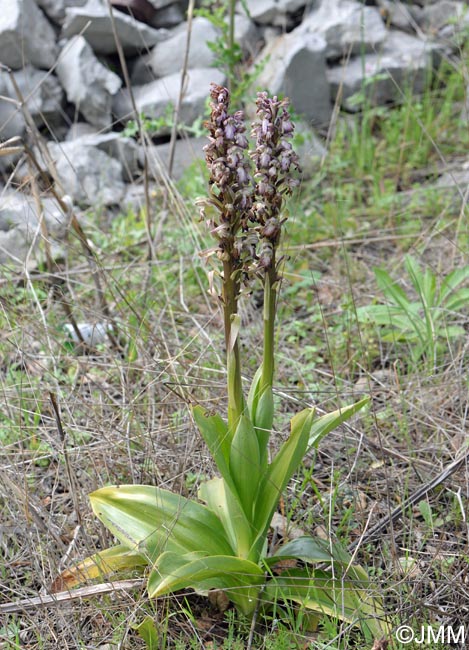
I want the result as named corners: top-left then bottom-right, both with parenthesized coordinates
top-left (261, 262), bottom-right (277, 393)
top-left (223, 257), bottom-right (244, 431)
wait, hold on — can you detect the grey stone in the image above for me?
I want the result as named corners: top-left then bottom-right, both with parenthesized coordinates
top-left (239, 0), bottom-right (309, 26)
top-left (66, 122), bottom-right (99, 140)
top-left (36, 0), bottom-right (88, 24)
top-left (434, 163), bottom-right (469, 205)
top-left (327, 31), bottom-right (437, 110)
top-left (0, 192), bottom-right (71, 265)
top-left (0, 193), bottom-right (70, 237)
top-left (261, 26), bottom-right (283, 45)
top-left (138, 136), bottom-right (206, 181)
top-left (113, 68), bottom-right (226, 134)
top-left (254, 31), bottom-right (331, 127)
top-left (62, 0), bottom-right (170, 55)
top-left (132, 17), bottom-right (220, 83)
top-left (294, 121), bottom-right (327, 179)
top-left (45, 141), bottom-right (126, 206)
top-left (56, 36), bottom-right (122, 129)
top-left (71, 132), bottom-right (141, 180)
top-left (0, 0), bottom-right (58, 70)
top-left (419, 1), bottom-right (469, 34)
top-left (300, 0), bottom-right (387, 60)
top-left (150, 3), bottom-right (184, 28)
top-left (376, 0), bottom-right (421, 31)
top-left (234, 13), bottom-right (262, 58)
top-left (145, 0), bottom-right (177, 8)
top-left (0, 66), bottom-right (64, 141)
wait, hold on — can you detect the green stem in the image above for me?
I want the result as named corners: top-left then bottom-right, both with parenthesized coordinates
top-left (261, 262), bottom-right (277, 393)
top-left (223, 257), bottom-right (244, 431)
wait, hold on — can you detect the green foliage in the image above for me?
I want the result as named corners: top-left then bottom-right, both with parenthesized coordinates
top-left (195, 1), bottom-right (265, 109)
top-left (355, 255), bottom-right (469, 368)
top-left (123, 106), bottom-right (205, 139)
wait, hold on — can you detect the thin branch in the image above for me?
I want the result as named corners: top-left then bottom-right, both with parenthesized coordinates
top-left (0, 579), bottom-right (145, 614)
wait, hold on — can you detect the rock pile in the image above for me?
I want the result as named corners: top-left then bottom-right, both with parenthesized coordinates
top-left (0, 0), bottom-right (466, 262)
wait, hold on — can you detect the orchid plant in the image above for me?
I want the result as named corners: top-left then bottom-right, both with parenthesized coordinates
top-left (58, 86), bottom-right (388, 642)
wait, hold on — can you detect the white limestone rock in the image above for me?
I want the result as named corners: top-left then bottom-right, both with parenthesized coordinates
top-left (254, 30), bottom-right (331, 127)
top-left (0, 66), bottom-right (64, 141)
top-left (239, 0), bottom-right (309, 26)
top-left (294, 121), bottom-right (327, 179)
top-left (65, 122), bottom-right (99, 140)
top-left (36, 0), bottom-right (88, 25)
top-left (131, 17), bottom-right (220, 84)
top-left (138, 136), bottom-right (206, 182)
top-left (327, 31), bottom-right (437, 110)
top-left (234, 13), bottom-right (262, 58)
top-left (146, 0), bottom-right (178, 8)
top-left (0, 193), bottom-right (71, 265)
top-left (56, 36), bottom-right (122, 129)
top-left (114, 68), bottom-right (226, 135)
top-left (70, 132), bottom-right (141, 181)
top-left (62, 0), bottom-right (170, 55)
top-left (419, 1), bottom-right (469, 37)
top-left (45, 141), bottom-right (126, 206)
top-left (150, 3), bottom-right (184, 28)
top-left (300, 0), bottom-right (388, 60)
top-left (376, 0), bottom-right (422, 31)
top-left (0, 0), bottom-right (58, 70)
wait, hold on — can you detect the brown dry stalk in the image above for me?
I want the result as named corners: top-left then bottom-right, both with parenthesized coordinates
top-left (0, 579), bottom-right (144, 614)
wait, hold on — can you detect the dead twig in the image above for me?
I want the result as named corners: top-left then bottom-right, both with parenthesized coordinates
top-left (0, 579), bottom-right (144, 614)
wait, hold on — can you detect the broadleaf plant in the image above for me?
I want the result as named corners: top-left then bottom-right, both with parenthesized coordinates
top-left (57, 86), bottom-right (388, 642)
top-left (355, 255), bottom-right (469, 368)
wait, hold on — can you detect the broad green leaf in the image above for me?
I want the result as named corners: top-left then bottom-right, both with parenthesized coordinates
top-left (405, 256), bottom-right (436, 308)
top-left (375, 268), bottom-right (428, 346)
top-left (247, 364), bottom-right (263, 417)
top-left (52, 544), bottom-right (147, 590)
top-left (90, 485), bottom-right (233, 559)
top-left (229, 413), bottom-right (261, 519)
top-left (148, 552), bottom-right (264, 615)
top-left (439, 267), bottom-right (469, 303)
top-left (132, 616), bottom-right (159, 650)
top-left (251, 408), bottom-right (314, 560)
top-left (263, 536), bottom-right (333, 567)
top-left (441, 288), bottom-right (469, 313)
top-left (374, 268), bottom-right (410, 309)
top-left (198, 477), bottom-right (252, 558)
top-left (308, 398), bottom-right (368, 450)
top-left (227, 314), bottom-right (246, 430)
top-left (440, 324), bottom-right (466, 338)
top-left (253, 386), bottom-right (274, 468)
top-left (247, 365), bottom-right (273, 468)
top-left (192, 406), bottom-right (234, 488)
top-left (356, 305), bottom-right (419, 331)
top-left (262, 568), bottom-right (387, 640)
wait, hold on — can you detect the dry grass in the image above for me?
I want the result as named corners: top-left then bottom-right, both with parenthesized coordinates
top-left (2, 21), bottom-right (469, 650)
